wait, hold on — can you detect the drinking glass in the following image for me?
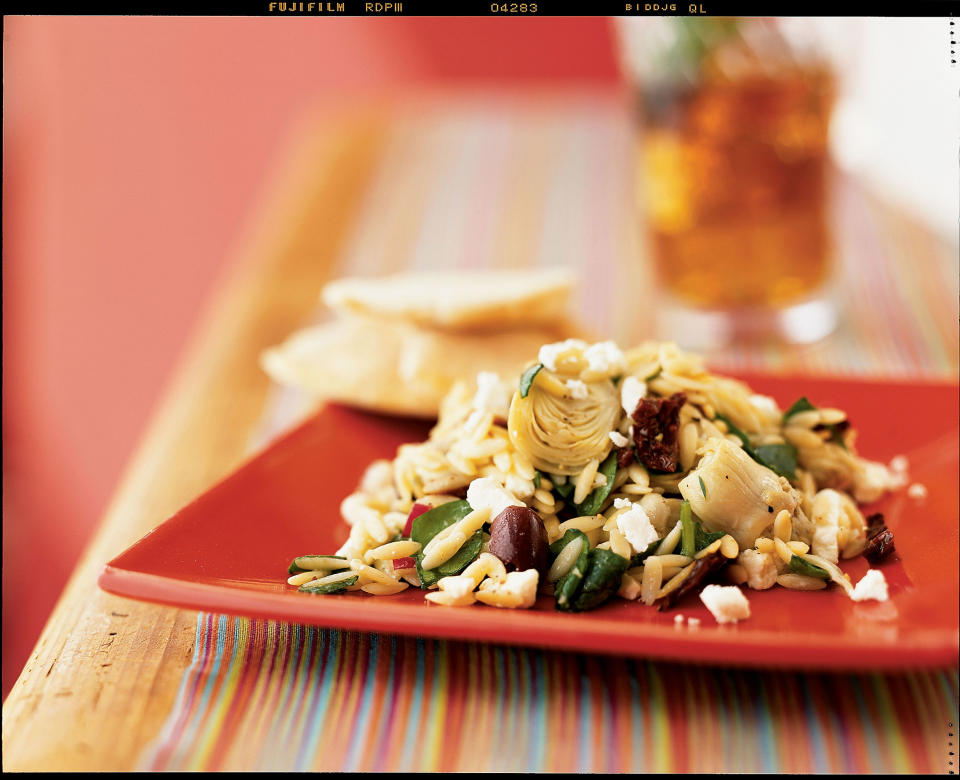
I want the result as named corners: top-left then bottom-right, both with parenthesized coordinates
top-left (616, 18), bottom-right (839, 348)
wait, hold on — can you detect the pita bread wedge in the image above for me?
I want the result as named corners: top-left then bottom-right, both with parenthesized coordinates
top-left (261, 314), bottom-right (582, 419)
top-left (321, 268), bottom-right (575, 332)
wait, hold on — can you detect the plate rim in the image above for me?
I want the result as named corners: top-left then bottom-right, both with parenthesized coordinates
top-left (98, 372), bottom-right (960, 671)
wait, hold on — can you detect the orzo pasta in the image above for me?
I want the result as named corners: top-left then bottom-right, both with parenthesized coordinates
top-left (285, 340), bottom-right (906, 622)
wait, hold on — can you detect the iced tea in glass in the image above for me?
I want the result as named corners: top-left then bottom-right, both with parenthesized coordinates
top-left (619, 19), bottom-right (838, 344)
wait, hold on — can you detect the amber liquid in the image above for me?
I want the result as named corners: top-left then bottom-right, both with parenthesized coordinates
top-left (640, 68), bottom-right (834, 309)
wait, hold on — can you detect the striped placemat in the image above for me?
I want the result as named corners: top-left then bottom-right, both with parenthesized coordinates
top-left (142, 618), bottom-right (958, 772)
top-left (139, 95), bottom-right (959, 772)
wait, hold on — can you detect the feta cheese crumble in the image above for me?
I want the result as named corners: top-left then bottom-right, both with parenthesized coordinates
top-left (565, 379), bottom-right (589, 399)
top-left (737, 549), bottom-right (778, 590)
top-left (436, 575), bottom-right (477, 600)
top-left (616, 502), bottom-right (660, 555)
top-left (467, 477), bottom-right (524, 519)
top-left (476, 569), bottom-right (539, 609)
top-left (620, 376), bottom-right (646, 416)
top-left (699, 584), bottom-right (752, 624)
top-left (583, 341), bottom-right (626, 374)
top-left (851, 569), bottom-right (889, 602)
top-left (537, 339), bottom-right (587, 371)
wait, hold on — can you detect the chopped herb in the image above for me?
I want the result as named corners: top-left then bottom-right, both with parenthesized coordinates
top-left (533, 471), bottom-right (542, 489)
top-left (288, 554), bottom-right (348, 575)
top-left (782, 396), bottom-right (816, 422)
top-left (298, 574), bottom-right (358, 594)
top-left (519, 363), bottom-right (544, 398)
top-left (680, 500), bottom-right (696, 558)
top-left (698, 475), bottom-right (708, 499)
top-left (553, 480), bottom-right (575, 500)
top-left (573, 451), bottom-right (619, 515)
top-left (644, 366), bottom-right (663, 381)
top-left (788, 555), bottom-right (830, 580)
top-left (611, 374), bottom-right (623, 385)
top-left (409, 500), bottom-right (482, 587)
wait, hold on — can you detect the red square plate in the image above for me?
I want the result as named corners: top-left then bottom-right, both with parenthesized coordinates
top-left (99, 375), bottom-right (959, 670)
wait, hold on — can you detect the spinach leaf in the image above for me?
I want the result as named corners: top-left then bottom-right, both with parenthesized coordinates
top-left (298, 574), bottom-right (358, 594)
top-left (519, 363), bottom-right (544, 398)
top-left (569, 549), bottom-right (630, 612)
top-left (782, 396), bottom-right (816, 422)
top-left (417, 533), bottom-right (483, 587)
top-left (573, 451), bottom-right (619, 515)
top-left (715, 413), bottom-right (752, 449)
top-left (716, 413), bottom-right (798, 480)
top-left (752, 443), bottom-right (798, 481)
top-left (789, 555), bottom-right (830, 580)
top-left (694, 524), bottom-right (725, 550)
top-left (551, 529), bottom-right (590, 611)
top-left (826, 428), bottom-right (848, 450)
top-left (549, 528), bottom-right (589, 558)
top-left (552, 480), bottom-right (575, 500)
top-left (288, 554), bottom-right (348, 575)
top-left (410, 500), bottom-right (480, 588)
top-left (410, 500), bottom-right (472, 544)
top-left (783, 396), bottom-right (847, 451)
top-left (680, 500), bottom-right (696, 558)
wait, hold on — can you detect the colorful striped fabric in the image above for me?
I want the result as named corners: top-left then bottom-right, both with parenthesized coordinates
top-left (140, 617), bottom-right (958, 772)
top-left (141, 96), bottom-right (959, 772)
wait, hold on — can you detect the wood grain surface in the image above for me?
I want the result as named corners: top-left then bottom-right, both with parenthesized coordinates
top-left (1, 107), bottom-right (388, 771)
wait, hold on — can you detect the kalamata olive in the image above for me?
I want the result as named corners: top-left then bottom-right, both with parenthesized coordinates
top-left (487, 506), bottom-right (549, 576)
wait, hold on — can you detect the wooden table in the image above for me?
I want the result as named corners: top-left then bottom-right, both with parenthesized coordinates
top-left (4, 95), bottom-right (957, 771)
top-left (1, 109), bottom-right (390, 771)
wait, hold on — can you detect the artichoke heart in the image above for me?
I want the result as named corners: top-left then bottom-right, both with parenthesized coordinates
top-left (508, 369), bottom-right (620, 475)
top-left (678, 438), bottom-right (798, 549)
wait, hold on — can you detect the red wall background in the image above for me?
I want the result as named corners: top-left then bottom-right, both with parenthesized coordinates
top-left (2, 17), bottom-right (620, 699)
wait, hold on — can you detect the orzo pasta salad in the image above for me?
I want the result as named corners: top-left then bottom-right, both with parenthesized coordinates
top-left (286, 340), bottom-right (906, 622)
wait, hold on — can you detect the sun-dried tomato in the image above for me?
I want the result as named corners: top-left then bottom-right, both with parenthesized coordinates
top-left (616, 446), bottom-right (635, 468)
top-left (864, 524), bottom-right (896, 564)
top-left (631, 392), bottom-right (687, 473)
top-left (865, 512), bottom-right (886, 530)
top-left (655, 551), bottom-right (727, 611)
